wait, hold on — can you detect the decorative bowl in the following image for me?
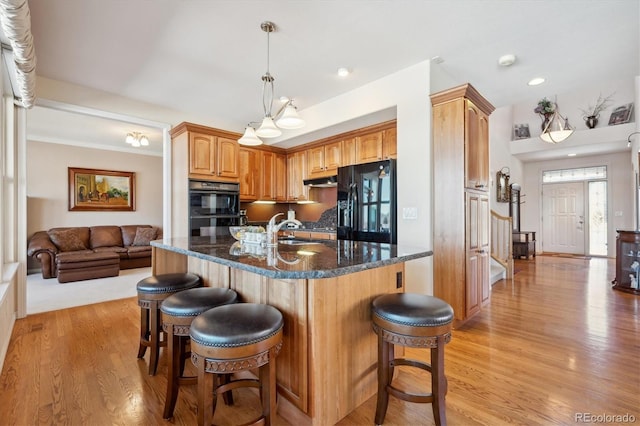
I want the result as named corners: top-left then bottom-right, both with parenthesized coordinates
top-left (229, 225), bottom-right (265, 241)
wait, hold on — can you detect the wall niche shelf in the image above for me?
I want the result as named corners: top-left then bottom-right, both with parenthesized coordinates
top-left (510, 122), bottom-right (636, 161)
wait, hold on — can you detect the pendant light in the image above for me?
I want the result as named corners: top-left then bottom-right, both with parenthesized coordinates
top-left (238, 21), bottom-right (305, 146)
top-left (539, 102), bottom-right (574, 144)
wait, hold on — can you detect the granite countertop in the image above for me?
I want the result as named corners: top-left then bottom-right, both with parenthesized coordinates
top-left (151, 235), bottom-right (432, 279)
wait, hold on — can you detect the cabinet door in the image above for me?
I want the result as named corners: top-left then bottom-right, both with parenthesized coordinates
top-left (216, 137), bottom-right (239, 179)
top-left (261, 151), bottom-right (276, 201)
top-left (274, 153), bottom-right (287, 201)
top-left (466, 191), bottom-right (490, 316)
top-left (307, 146), bottom-right (326, 178)
top-left (479, 194), bottom-right (490, 305)
top-left (465, 100), bottom-right (489, 190)
top-left (324, 140), bottom-right (342, 173)
top-left (341, 138), bottom-right (357, 167)
top-left (189, 132), bottom-right (216, 176)
top-left (287, 151), bottom-right (309, 201)
top-left (382, 127), bottom-right (397, 159)
top-left (238, 147), bottom-right (260, 201)
top-left (356, 131), bottom-right (383, 164)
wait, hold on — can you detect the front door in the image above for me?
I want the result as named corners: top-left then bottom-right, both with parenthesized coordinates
top-left (542, 182), bottom-right (585, 254)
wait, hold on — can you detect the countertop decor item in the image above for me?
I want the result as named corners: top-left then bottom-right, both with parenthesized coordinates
top-left (580, 93), bottom-right (614, 129)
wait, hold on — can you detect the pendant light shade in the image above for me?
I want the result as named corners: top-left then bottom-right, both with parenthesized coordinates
top-left (238, 126), bottom-right (263, 146)
top-left (256, 116), bottom-right (282, 138)
top-left (276, 103), bottom-right (305, 129)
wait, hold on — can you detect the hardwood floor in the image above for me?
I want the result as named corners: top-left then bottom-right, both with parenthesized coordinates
top-left (1, 256), bottom-right (638, 425)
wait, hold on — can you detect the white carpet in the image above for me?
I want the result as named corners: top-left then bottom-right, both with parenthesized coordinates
top-left (27, 267), bottom-right (151, 314)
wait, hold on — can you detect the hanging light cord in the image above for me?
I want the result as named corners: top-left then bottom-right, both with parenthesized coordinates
top-left (261, 22), bottom-right (275, 118)
top-left (628, 132), bottom-right (640, 147)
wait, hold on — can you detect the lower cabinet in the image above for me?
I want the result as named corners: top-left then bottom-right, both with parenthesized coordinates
top-left (465, 191), bottom-right (490, 318)
top-left (613, 230), bottom-right (640, 294)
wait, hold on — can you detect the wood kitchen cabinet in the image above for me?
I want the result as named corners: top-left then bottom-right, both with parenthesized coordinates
top-left (307, 140), bottom-right (341, 178)
top-left (170, 122), bottom-right (242, 237)
top-left (355, 131), bottom-right (383, 164)
top-left (287, 150), bottom-right (309, 202)
top-left (341, 137), bottom-right (357, 166)
top-left (261, 150), bottom-right (287, 202)
top-left (353, 128), bottom-right (396, 164)
top-left (189, 132), bottom-right (239, 181)
top-left (431, 83), bottom-right (494, 326)
top-left (238, 147), bottom-right (260, 201)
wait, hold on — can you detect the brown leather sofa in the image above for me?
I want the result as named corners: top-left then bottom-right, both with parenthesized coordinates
top-left (28, 225), bottom-right (161, 283)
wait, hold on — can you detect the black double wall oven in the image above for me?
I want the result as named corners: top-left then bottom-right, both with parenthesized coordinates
top-left (189, 180), bottom-right (240, 237)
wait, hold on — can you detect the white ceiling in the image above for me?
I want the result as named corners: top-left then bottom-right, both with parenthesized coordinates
top-left (16, 0), bottom-right (640, 157)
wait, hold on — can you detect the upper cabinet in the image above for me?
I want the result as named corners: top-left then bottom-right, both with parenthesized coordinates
top-left (186, 129), bottom-right (239, 182)
top-left (464, 102), bottom-right (490, 190)
top-left (287, 151), bottom-right (309, 202)
top-left (261, 150), bottom-right (287, 202)
top-left (307, 140), bottom-right (342, 178)
top-left (353, 126), bottom-right (397, 165)
top-left (238, 147), bottom-right (260, 201)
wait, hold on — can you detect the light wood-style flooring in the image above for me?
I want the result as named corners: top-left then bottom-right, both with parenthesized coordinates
top-left (1, 256), bottom-right (638, 425)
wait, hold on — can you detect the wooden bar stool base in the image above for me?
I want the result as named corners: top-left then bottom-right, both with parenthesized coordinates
top-left (372, 293), bottom-right (454, 426)
top-left (136, 273), bottom-right (201, 375)
top-left (190, 303), bottom-right (284, 426)
top-left (160, 287), bottom-right (238, 419)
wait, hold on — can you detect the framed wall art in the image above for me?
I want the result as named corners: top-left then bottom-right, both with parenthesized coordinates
top-left (513, 123), bottom-right (530, 140)
top-left (69, 167), bottom-right (135, 211)
top-left (608, 103), bottom-right (634, 126)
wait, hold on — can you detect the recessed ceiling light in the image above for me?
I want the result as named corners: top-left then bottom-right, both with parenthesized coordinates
top-left (528, 77), bottom-right (545, 86)
top-left (567, 153), bottom-right (577, 157)
top-left (498, 54), bottom-right (516, 67)
top-left (337, 67), bottom-right (350, 77)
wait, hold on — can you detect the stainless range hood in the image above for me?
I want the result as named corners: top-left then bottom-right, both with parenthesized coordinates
top-left (303, 175), bottom-right (337, 187)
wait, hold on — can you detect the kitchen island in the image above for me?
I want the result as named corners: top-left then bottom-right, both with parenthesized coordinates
top-left (151, 235), bottom-right (431, 425)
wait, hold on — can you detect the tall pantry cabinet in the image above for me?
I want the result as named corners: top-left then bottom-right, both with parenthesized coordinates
top-left (431, 83), bottom-right (494, 326)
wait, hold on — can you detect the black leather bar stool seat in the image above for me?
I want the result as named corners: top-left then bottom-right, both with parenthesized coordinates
top-left (160, 287), bottom-right (239, 419)
top-left (371, 293), bottom-right (454, 426)
top-left (136, 272), bottom-right (201, 375)
top-left (190, 303), bottom-right (284, 426)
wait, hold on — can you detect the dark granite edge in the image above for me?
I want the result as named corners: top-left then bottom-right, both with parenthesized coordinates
top-left (151, 240), bottom-right (432, 279)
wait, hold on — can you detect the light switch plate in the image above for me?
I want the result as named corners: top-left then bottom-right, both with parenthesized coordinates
top-left (402, 207), bottom-right (418, 220)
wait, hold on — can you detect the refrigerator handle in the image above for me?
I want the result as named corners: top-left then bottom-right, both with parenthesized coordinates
top-left (350, 183), bottom-right (357, 230)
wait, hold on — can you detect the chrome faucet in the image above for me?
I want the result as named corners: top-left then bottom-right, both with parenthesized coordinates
top-left (266, 213), bottom-right (303, 246)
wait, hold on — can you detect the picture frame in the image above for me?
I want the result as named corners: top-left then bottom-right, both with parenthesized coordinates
top-left (69, 167), bottom-right (135, 211)
top-left (513, 123), bottom-right (530, 140)
top-left (608, 103), bottom-right (634, 126)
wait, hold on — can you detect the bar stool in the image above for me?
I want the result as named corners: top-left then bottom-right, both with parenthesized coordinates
top-left (371, 293), bottom-right (454, 426)
top-left (190, 303), bottom-right (284, 426)
top-left (136, 272), bottom-right (201, 375)
top-left (160, 287), bottom-right (239, 419)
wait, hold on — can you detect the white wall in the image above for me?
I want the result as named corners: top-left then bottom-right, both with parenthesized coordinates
top-left (27, 141), bottom-right (163, 237)
top-left (522, 152), bottom-right (633, 258)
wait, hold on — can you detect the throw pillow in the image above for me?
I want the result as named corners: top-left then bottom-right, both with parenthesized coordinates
top-left (48, 229), bottom-right (88, 252)
top-left (132, 227), bottom-right (157, 246)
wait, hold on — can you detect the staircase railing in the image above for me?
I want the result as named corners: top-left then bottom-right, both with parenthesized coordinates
top-left (491, 210), bottom-right (513, 278)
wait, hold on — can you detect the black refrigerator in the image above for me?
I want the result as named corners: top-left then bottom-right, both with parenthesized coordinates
top-left (337, 159), bottom-right (397, 243)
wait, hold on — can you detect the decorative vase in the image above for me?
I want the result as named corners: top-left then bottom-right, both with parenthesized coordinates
top-left (584, 115), bottom-right (599, 129)
top-left (541, 114), bottom-right (552, 131)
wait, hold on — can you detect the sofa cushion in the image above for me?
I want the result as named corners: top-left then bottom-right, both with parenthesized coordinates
top-left (90, 226), bottom-right (123, 249)
top-left (48, 228), bottom-right (88, 252)
top-left (128, 245), bottom-right (152, 258)
top-left (132, 227), bottom-right (157, 246)
top-left (121, 225), bottom-right (152, 247)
